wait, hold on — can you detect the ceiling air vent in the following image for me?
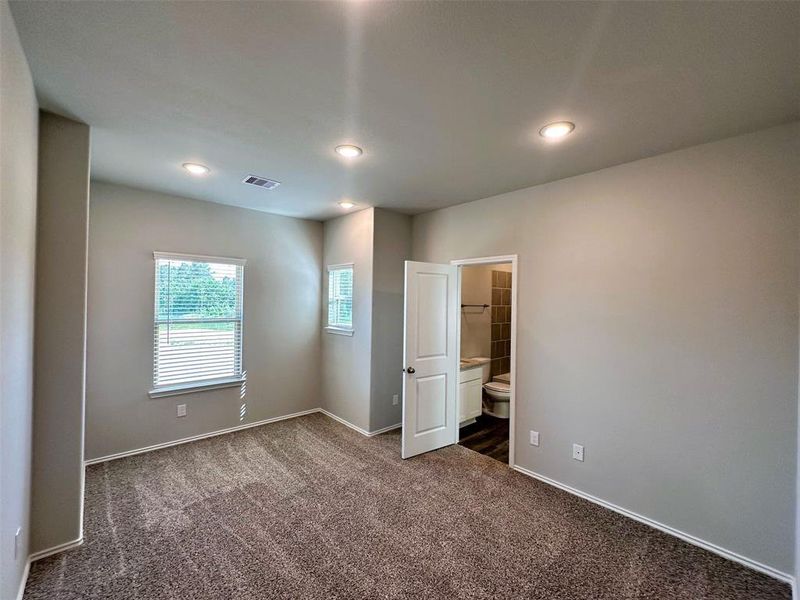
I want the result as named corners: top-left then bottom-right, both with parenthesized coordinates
top-left (242, 175), bottom-right (281, 190)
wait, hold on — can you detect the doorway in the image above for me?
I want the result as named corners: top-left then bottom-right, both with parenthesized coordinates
top-left (400, 256), bottom-right (517, 464)
top-left (453, 255), bottom-right (517, 466)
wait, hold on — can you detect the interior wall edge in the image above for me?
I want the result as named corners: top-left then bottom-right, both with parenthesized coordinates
top-left (318, 408), bottom-right (401, 437)
top-left (28, 537), bottom-right (83, 563)
top-left (14, 537), bottom-right (82, 599)
top-left (319, 208), bottom-right (375, 432)
top-left (0, 1), bottom-right (39, 597)
top-left (30, 112), bottom-right (91, 555)
top-left (368, 208), bottom-right (412, 432)
top-left (14, 559), bottom-right (30, 600)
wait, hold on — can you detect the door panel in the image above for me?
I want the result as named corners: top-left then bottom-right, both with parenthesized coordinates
top-left (415, 273), bottom-right (449, 359)
top-left (415, 374), bottom-right (447, 434)
top-left (402, 261), bottom-right (458, 459)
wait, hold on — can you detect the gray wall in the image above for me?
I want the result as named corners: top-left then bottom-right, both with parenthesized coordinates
top-left (0, 2), bottom-right (38, 596)
top-left (412, 123), bottom-right (799, 574)
top-left (321, 208), bottom-right (374, 431)
top-left (369, 208), bottom-right (411, 432)
top-left (31, 112), bottom-right (91, 554)
top-left (460, 265), bottom-right (495, 360)
top-left (86, 182), bottom-right (323, 459)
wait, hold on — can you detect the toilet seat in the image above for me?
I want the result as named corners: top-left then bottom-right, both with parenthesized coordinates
top-left (483, 381), bottom-right (510, 394)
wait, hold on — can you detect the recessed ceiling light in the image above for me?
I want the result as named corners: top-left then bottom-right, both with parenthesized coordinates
top-left (183, 162), bottom-right (210, 176)
top-left (338, 200), bottom-right (356, 209)
top-left (335, 144), bottom-right (363, 158)
top-left (539, 121), bottom-right (575, 139)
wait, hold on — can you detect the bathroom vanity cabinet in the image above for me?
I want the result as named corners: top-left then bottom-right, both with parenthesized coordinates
top-left (458, 366), bottom-right (483, 423)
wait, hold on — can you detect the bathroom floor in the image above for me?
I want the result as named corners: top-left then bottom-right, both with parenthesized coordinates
top-left (459, 413), bottom-right (509, 464)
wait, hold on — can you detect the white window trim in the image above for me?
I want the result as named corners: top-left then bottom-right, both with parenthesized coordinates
top-left (150, 251), bottom-right (246, 397)
top-left (326, 262), bottom-right (354, 334)
top-left (324, 326), bottom-right (355, 336)
top-left (153, 251), bottom-right (246, 267)
top-left (148, 376), bottom-right (245, 399)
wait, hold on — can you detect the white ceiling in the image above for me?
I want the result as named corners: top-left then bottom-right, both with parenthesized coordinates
top-left (10, 1), bottom-right (800, 221)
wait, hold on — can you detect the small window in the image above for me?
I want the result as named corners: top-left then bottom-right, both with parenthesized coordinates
top-left (327, 264), bottom-right (353, 332)
top-left (151, 252), bottom-right (245, 393)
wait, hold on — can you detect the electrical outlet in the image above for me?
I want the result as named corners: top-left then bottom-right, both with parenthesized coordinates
top-left (529, 431), bottom-right (539, 446)
top-left (392, 394), bottom-right (399, 406)
top-left (176, 404), bottom-right (187, 418)
top-left (572, 444), bottom-right (584, 462)
top-left (14, 527), bottom-right (21, 560)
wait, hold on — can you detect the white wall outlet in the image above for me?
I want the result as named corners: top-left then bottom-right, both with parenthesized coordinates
top-left (529, 431), bottom-right (539, 446)
top-left (14, 527), bottom-right (21, 560)
top-left (176, 404), bottom-right (187, 418)
top-left (572, 443), bottom-right (584, 462)
top-left (392, 394), bottom-right (399, 406)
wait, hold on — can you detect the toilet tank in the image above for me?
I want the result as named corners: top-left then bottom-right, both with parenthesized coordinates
top-left (494, 372), bottom-right (511, 384)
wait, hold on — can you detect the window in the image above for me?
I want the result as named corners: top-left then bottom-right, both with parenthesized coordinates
top-left (326, 264), bottom-right (353, 333)
top-left (150, 252), bottom-right (245, 396)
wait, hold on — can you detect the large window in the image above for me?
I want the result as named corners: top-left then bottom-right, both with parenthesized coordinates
top-left (326, 264), bottom-right (353, 333)
top-left (151, 252), bottom-right (245, 394)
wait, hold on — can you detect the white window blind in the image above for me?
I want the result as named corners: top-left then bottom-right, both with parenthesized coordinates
top-left (327, 264), bottom-right (353, 330)
top-left (153, 252), bottom-right (245, 390)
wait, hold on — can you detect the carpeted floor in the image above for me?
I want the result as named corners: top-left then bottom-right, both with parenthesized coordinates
top-left (24, 412), bottom-right (789, 600)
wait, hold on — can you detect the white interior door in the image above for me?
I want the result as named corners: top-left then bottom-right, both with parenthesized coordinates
top-left (402, 261), bottom-right (458, 459)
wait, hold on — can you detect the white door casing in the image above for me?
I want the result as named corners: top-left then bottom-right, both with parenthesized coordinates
top-left (401, 261), bottom-right (458, 459)
top-left (451, 254), bottom-right (518, 466)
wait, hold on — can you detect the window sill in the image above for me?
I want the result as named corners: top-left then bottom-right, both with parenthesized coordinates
top-left (324, 326), bottom-right (354, 337)
top-left (149, 376), bottom-right (245, 399)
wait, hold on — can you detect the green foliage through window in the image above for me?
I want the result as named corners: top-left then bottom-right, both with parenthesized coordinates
top-left (157, 261), bottom-right (239, 320)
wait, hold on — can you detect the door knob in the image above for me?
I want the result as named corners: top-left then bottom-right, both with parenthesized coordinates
top-left (405, 367), bottom-right (416, 374)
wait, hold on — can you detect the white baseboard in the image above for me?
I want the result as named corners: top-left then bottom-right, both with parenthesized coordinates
top-left (18, 536), bottom-right (83, 596)
top-left (512, 464), bottom-right (793, 586)
top-left (317, 409), bottom-right (400, 437)
top-left (16, 559), bottom-right (30, 600)
top-left (84, 408), bottom-right (320, 465)
top-left (366, 422), bottom-right (402, 436)
top-left (29, 537), bottom-right (83, 562)
top-left (318, 409), bottom-right (371, 436)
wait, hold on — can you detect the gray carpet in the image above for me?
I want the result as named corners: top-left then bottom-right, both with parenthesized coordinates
top-left (24, 412), bottom-right (789, 599)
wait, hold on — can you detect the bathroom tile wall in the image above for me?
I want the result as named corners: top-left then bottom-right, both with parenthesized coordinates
top-left (490, 270), bottom-right (512, 376)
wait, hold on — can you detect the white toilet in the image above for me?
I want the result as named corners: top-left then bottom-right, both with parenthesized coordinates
top-left (483, 372), bottom-right (511, 419)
